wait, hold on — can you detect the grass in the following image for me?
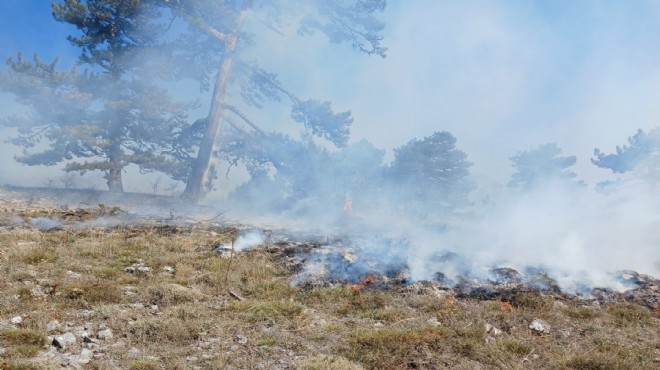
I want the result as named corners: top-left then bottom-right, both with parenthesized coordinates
top-left (0, 208), bottom-right (658, 369)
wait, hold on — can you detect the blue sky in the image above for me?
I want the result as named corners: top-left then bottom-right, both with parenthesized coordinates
top-left (1, 1), bottom-right (660, 189)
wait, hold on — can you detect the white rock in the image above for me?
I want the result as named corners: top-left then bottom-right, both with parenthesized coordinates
top-left (127, 347), bottom-right (141, 357)
top-left (236, 335), bottom-right (248, 345)
top-left (426, 317), bottom-right (442, 327)
top-left (485, 323), bottom-right (502, 336)
top-left (529, 319), bottom-right (550, 334)
top-left (66, 270), bottom-right (82, 278)
top-left (77, 348), bottom-right (94, 364)
top-left (137, 266), bottom-right (151, 274)
top-left (163, 266), bottom-right (175, 274)
top-left (10, 316), bottom-right (22, 325)
top-left (46, 320), bottom-right (61, 332)
top-left (97, 328), bottom-right (113, 340)
top-left (53, 332), bottom-right (77, 349)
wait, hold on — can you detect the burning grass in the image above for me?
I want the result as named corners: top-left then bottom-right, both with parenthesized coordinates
top-left (0, 204), bottom-right (658, 369)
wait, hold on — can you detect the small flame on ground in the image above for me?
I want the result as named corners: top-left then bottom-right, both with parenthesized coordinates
top-left (499, 301), bottom-right (514, 313)
top-left (349, 274), bottom-right (376, 295)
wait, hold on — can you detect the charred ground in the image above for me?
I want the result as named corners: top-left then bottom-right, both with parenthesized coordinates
top-left (0, 187), bottom-right (658, 369)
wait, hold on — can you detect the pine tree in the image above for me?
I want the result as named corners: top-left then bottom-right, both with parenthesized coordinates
top-left (1, 1), bottom-right (194, 192)
top-left (158, 0), bottom-right (387, 200)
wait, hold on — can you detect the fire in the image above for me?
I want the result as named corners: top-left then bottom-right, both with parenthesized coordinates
top-left (349, 275), bottom-right (376, 295)
top-left (344, 192), bottom-right (353, 216)
top-left (499, 301), bottom-right (514, 313)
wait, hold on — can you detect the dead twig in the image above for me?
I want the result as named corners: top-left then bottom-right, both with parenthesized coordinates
top-left (228, 290), bottom-right (244, 301)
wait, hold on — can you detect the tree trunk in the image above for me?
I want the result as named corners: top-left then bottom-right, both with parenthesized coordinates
top-left (182, 13), bottom-right (248, 201)
top-left (106, 139), bottom-right (124, 193)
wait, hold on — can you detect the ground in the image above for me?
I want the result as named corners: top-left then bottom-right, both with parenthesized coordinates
top-left (0, 187), bottom-right (658, 369)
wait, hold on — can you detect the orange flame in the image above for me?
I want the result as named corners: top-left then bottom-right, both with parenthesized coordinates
top-left (344, 192), bottom-right (353, 216)
top-left (499, 301), bottom-right (514, 313)
top-left (349, 275), bottom-right (376, 295)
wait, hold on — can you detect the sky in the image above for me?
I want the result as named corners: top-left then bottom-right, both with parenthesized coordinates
top-left (1, 1), bottom-right (660, 189)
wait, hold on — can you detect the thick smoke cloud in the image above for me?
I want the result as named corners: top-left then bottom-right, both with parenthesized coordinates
top-left (0, 1), bottom-right (659, 293)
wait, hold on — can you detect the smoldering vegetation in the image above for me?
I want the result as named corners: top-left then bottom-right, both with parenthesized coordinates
top-left (0, 0), bottom-right (658, 299)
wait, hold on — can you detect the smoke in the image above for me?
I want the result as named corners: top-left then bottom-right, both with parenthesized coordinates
top-left (1, 1), bottom-right (659, 295)
top-left (30, 217), bottom-right (63, 231)
top-left (233, 229), bottom-right (266, 251)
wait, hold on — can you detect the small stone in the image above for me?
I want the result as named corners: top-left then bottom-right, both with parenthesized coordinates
top-left (485, 323), bottom-right (502, 336)
top-left (124, 266), bottom-right (136, 274)
top-left (66, 270), bottom-right (82, 278)
top-left (485, 335), bottom-right (496, 344)
top-left (83, 336), bottom-right (94, 344)
top-left (127, 347), bottom-right (141, 357)
top-left (163, 266), bottom-right (175, 274)
top-left (374, 322), bottom-right (384, 327)
top-left (529, 319), bottom-right (550, 335)
top-left (187, 356), bottom-right (199, 362)
top-left (97, 328), bottom-right (113, 340)
top-left (426, 317), bottom-right (442, 327)
top-left (236, 335), bottom-right (248, 345)
top-left (137, 266), bottom-right (151, 274)
top-left (10, 316), bottom-right (22, 325)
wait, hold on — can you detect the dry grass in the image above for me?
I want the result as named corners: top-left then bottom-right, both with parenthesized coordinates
top-left (0, 214), bottom-right (658, 369)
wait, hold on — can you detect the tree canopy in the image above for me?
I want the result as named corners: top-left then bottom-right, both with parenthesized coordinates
top-left (508, 143), bottom-right (582, 190)
top-left (592, 127), bottom-right (660, 183)
top-left (389, 131), bottom-right (474, 211)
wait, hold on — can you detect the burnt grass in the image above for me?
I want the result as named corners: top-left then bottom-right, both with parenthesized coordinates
top-left (0, 191), bottom-right (659, 369)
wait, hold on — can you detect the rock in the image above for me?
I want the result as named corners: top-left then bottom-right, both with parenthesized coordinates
top-left (124, 266), bottom-right (136, 273)
top-left (163, 266), bottom-right (175, 274)
top-left (485, 323), bottom-right (502, 336)
top-left (77, 348), bottom-right (94, 364)
top-left (137, 266), bottom-right (151, 274)
top-left (66, 270), bottom-right (82, 278)
top-left (47, 320), bottom-right (61, 332)
top-left (236, 335), bottom-right (248, 345)
top-left (529, 319), bottom-right (550, 335)
top-left (427, 317), bottom-right (442, 327)
top-left (97, 328), bottom-right (113, 340)
top-left (53, 332), bottom-right (77, 349)
top-left (10, 316), bottom-right (22, 325)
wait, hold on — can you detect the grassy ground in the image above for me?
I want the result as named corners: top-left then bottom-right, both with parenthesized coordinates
top-left (0, 210), bottom-right (658, 369)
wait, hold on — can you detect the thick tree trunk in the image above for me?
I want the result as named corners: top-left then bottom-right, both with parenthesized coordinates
top-left (182, 13), bottom-right (248, 201)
